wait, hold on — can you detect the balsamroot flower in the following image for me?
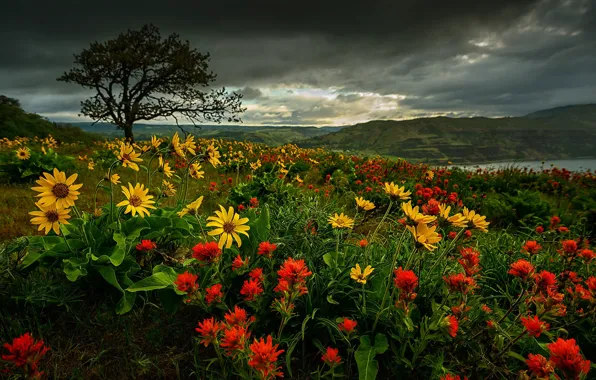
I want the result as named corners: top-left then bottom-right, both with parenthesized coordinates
top-left (525, 354), bottom-right (555, 378)
top-left (195, 317), bottom-right (224, 347)
top-left (178, 196), bottom-right (204, 217)
top-left (2, 333), bottom-right (50, 379)
top-left (406, 222), bottom-right (441, 251)
top-left (350, 264), bottom-right (374, 284)
top-left (32, 168), bottom-right (82, 208)
top-left (16, 147), bottom-right (30, 160)
top-left (520, 315), bottom-right (549, 337)
top-left (547, 338), bottom-right (591, 379)
top-left (257, 241), bottom-right (277, 258)
top-left (117, 142), bottom-right (143, 171)
top-left (192, 241), bottom-right (222, 263)
top-left (248, 335), bottom-right (284, 379)
top-left (355, 197), bottom-right (375, 211)
top-left (402, 201), bottom-right (436, 224)
top-left (207, 205), bottom-right (250, 249)
top-left (116, 183), bottom-right (156, 217)
top-left (174, 271), bottom-right (199, 293)
top-left (384, 182), bottom-right (411, 200)
top-left (322, 347), bottom-right (342, 368)
top-left (508, 259), bottom-right (534, 280)
top-left (28, 202), bottom-right (71, 235)
top-left (462, 207), bottom-right (490, 232)
top-left (328, 213), bottom-right (355, 229)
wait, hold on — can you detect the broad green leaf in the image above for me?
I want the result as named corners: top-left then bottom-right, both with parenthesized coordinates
top-left (127, 265), bottom-right (179, 292)
top-left (355, 334), bottom-right (388, 380)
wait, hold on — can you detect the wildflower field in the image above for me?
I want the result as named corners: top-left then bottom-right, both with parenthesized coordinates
top-left (0, 134), bottom-right (595, 380)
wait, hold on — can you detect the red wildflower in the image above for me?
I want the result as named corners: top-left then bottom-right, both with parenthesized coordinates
top-left (526, 354), bottom-right (555, 378)
top-left (359, 239), bottom-right (369, 248)
top-left (241, 278), bottom-right (264, 301)
top-left (2, 333), bottom-right (49, 378)
top-left (579, 249), bottom-right (595, 262)
top-left (238, 204), bottom-right (245, 211)
top-left (522, 240), bottom-right (542, 255)
top-left (481, 304), bottom-right (493, 314)
top-left (561, 240), bottom-right (578, 255)
top-left (232, 254), bottom-right (248, 271)
top-left (547, 338), bottom-right (591, 379)
top-left (195, 317), bottom-right (224, 347)
top-left (205, 284), bottom-right (223, 304)
top-left (257, 241), bottom-right (277, 258)
top-left (192, 242), bottom-right (222, 263)
top-left (521, 315), bottom-right (550, 337)
top-left (174, 271), bottom-right (198, 293)
top-left (275, 258), bottom-right (312, 295)
top-left (508, 259), bottom-right (534, 280)
top-left (440, 374), bottom-right (463, 380)
top-left (550, 216), bottom-right (561, 228)
top-left (448, 231), bottom-right (458, 240)
top-left (558, 226), bottom-right (569, 233)
top-left (322, 347), bottom-right (342, 367)
top-left (250, 197), bottom-right (259, 208)
top-left (249, 267), bottom-right (264, 281)
top-left (220, 325), bottom-right (250, 356)
top-left (443, 273), bottom-right (477, 294)
top-left (458, 247), bottom-right (481, 276)
top-left (535, 226), bottom-right (545, 234)
top-left (444, 315), bottom-right (459, 338)
top-left (136, 239), bottom-right (157, 251)
top-left (533, 270), bottom-right (557, 292)
top-left (464, 230), bottom-right (472, 239)
top-left (224, 306), bottom-right (254, 327)
top-left (586, 277), bottom-right (596, 292)
top-left (422, 199), bottom-right (440, 215)
top-left (393, 267), bottom-right (418, 299)
top-left (338, 318), bottom-right (357, 335)
top-left (248, 335), bottom-right (284, 379)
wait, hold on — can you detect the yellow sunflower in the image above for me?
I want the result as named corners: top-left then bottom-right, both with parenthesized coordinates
top-left (87, 160), bottom-right (95, 171)
top-left (206, 205), bottom-right (250, 249)
top-left (328, 213), bottom-right (355, 229)
top-left (116, 183), bottom-right (156, 217)
top-left (425, 170), bottom-right (434, 180)
top-left (162, 161), bottom-right (174, 178)
top-left (402, 201), bottom-right (437, 224)
top-left (29, 202), bottom-right (71, 235)
top-left (189, 163), bottom-right (204, 179)
top-left (184, 135), bottom-right (197, 156)
top-left (16, 147), bottom-right (30, 160)
top-left (109, 173), bottom-right (121, 185)
top-left (463, 207), bottom-right (490, 232)
top-left (162, 180), bottom-right (177, 197)
top-left (350, 264), bottom-right (374, 284)
top-left (171, 133), bottom-right (185, 157)
top-left (177, 196), bottom-right (204, 217)
top-left (31, 168), bottom-right (82, 209)
top-left (118, 143), bottom-right (143, 171)
top-left (384, 182), bottom-right (412, 200)
top-left (406, 222), bottom-right (442, 251)
top-left (206, 144), bottom-right (222, 167)
top-left (151, 135), bottom-right (162, 149)
top-left (250, 160), bottom-right (262, 171)
top-left (355, 197), bottom-right (375, 211)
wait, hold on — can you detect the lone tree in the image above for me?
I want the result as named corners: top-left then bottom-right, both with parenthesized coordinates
top-left (58, 24), bottom-right (244, 142)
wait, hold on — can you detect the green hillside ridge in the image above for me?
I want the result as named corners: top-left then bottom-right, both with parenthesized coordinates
top-left (298, 104), bottom-right (596, 164)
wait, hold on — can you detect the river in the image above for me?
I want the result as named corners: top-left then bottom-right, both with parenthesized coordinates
top-left (454, 159), bottom-right (596, 172)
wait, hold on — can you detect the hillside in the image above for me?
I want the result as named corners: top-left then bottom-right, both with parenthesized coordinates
top-left (298, 104), bottom-right (596, 164)
top-left (74, 122), bottom-right (342, 146)
top-left (0, 96), bottom-right (99, 144)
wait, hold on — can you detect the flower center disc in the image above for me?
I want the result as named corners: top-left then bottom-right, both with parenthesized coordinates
top-left (46, 210), bottom-right (59, 222)
top-left (122, 154), bottom-right (131, 161)
top-left (223, 222), bottom-right (235, 233)
top-left (52, 183), bottom-right (70, 198)
top-left (129, 195), bottom-right (142, 207)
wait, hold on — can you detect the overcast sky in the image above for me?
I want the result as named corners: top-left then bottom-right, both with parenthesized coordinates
top-left (1, 0), bottom-right (595, 126)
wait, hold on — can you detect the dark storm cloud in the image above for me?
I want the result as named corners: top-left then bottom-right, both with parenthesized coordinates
top-left (0, 0), bottom-right (594, 123)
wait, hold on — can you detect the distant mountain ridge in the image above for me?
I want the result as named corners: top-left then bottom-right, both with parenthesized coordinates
top-left (298, 104), bottom-right (596, 164)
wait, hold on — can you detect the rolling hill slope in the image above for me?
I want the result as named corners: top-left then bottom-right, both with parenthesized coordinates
top-left (298, 104), bottom-right (596, 164)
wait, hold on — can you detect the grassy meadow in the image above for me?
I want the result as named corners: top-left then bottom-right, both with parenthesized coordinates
top-left (0, 134), bottom-right (595, 379)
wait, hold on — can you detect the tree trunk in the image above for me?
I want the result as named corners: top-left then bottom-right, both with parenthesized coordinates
top-left (123, 123), bottom-right (135, 143)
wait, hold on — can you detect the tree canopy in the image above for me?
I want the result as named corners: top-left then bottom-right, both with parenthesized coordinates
top-left (57, 24), bottom-right (244, 141)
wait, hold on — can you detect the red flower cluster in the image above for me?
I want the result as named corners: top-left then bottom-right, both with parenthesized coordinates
top-left (444, 273), bottom-right (477, 294)
top-left (521, 240), bottom-right (542, 255)
top-left (525, 354), bottom-right (554, 378)
top-left (195, 317), bottom-right (224, 347)
top-left (393, 267), bottom-right (418, 300)
top-left (508, 259), bottom-right (535, 280)
top-left (338, 318), bottom-right (357, 335)
top-left (520, 315), bottom-right (549, 337)
top-left (174, 271), bottom-right (198, 293)
top-left (136, 239), bottom-right (157, 252)
top-left (443, 315), bottom-right (459, 338)
top-left (547, 338), bottom-right (591, 379)
top-left (205, 283), bottom-right (223, 304)
top-left (247, 335), bottom-right (284, 379)
top-left (458, 247), bottom-right (481, 276)
top-left (241, 278), bottom-right (264, 301)
top-left (322, 347), bottom-right (342, 367)
top-left (192, 242), bottom-right (222, 263)
top-left (2, 333), bottom-right (50, 379)
top-left (257, 241), bottom-right (277, 258)
top-left (232, 254), bottom-right (248, 271)
top-left (274, 258), bottom-right (312, 296)
top-left (220, 325), bottom-right (251, 356)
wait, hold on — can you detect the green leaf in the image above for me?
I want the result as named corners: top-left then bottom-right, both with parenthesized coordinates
top-left (355, 334), bottom-right (388, 380)
top-left (507, 351), bottom-right (527, 363)
top-left (250, 204), bottom-right (271, 243)
top-left (126, 265), bottom-right (179, 292)
top-left (323, 251), bottom-right (338, 268)
top-left (63, 256), bottom-right (90, 281)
